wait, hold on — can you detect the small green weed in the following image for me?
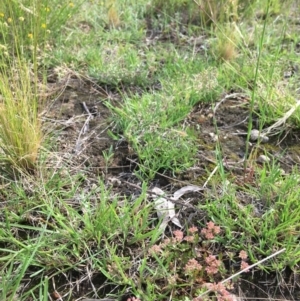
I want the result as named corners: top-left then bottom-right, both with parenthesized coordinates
top-left (102, 145), bottom-right (114, 173)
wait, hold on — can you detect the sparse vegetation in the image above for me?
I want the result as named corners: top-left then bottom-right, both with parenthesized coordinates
top-left (0, 0), bottom-right (300, 300)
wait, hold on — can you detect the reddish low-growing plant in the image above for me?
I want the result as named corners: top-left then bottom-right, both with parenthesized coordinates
top-left (146, 223), bottom-right (253, 300)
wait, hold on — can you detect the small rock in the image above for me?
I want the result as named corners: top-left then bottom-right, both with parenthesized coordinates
top-left (257, 155), bottom-right (271, 163)
top-left (209, 132), bottom-right (218, 142)
top-left (279, 168), bottom-right (286, 175)
top-left (250, 129), bottom-right (269, 143)
top-left (250, 129), bottom-right (259, 141)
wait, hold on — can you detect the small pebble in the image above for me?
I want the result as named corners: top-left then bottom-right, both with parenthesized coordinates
top-left (279, 168), bottom-right (286, 175)
top-left (209, 132), bottom-right (218, 142)
top-left (250, 129), bottom-right (269, 143)
top-left (257, 155), bottom-right (271, 163)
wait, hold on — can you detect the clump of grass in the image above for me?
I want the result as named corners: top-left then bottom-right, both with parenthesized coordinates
top-left (107, 92), bottom-right (198, 179)
top-left (107, 0), bottom-right (121, 28)
top-left (212, 23), bottom-right (240, 61)
top-left (105, 51), bottom-right (223, 179)
top-left (0, 0), bottom-right (83, 177)
top-left (0, 59), bottom-right (42, 177)
top-left (88, 43), bottom-right (153, 87)
top-left (195, 0), bottom-right (239, 25)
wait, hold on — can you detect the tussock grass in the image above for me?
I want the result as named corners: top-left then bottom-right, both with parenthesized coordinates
top-left (0, 59), bottom-right (42, 176)
top-left (0, 0), bottom-right (83, 177)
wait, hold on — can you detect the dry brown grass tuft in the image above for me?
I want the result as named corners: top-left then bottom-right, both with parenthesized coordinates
top-left (0, 60), bottom-right (43, 176)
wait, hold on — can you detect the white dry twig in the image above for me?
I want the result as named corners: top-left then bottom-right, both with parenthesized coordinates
top-left (74, 102), bottom-right (94, 154)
